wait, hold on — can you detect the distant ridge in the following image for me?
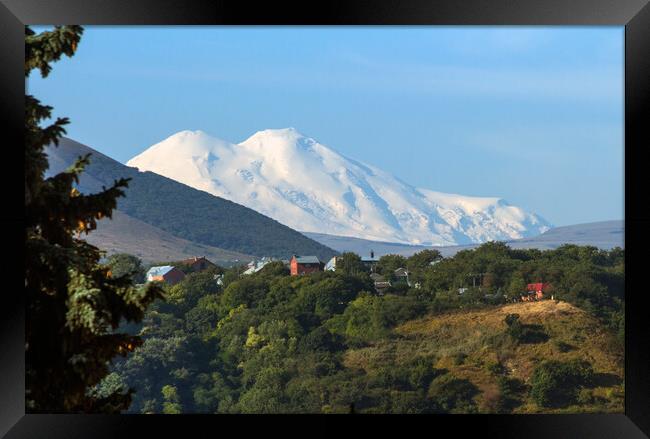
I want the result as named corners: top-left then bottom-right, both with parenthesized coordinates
top-left (45, 138), bottom-right (338, 261)
top-left (304, 220), bottom-right (624, 258)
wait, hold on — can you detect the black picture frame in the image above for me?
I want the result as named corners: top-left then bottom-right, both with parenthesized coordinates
top-left (2, 0), bottom-right (649, 437)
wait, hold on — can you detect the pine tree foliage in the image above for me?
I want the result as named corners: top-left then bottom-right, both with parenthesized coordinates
top-left (25, 25), bottom-right (164, 413)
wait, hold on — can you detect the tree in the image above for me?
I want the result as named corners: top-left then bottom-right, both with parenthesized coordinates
top-left (335, 252), bottom-right (367, 276)
top-left (376, 254), bottom-right (407, 277)
top-left (507, 274), bottom-right (526, 298)
top-left (25, 26), bottom-right (164, 412)
top-left (427, 374), bottom-right (479, 413)
top-left (106, 253), bottom-right (146, 283)
top-left (504, 313), bottom-right (523, 341)
top-left (406, 249), bottom-right (442, 272)
top-left (166, 269), bottom-right (221, 315)
top-left (530, 360), bottom-right (594, 407)
top-left (161, 385), bottom-right (182, 414)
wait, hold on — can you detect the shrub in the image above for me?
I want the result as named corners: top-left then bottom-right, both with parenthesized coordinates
top-left (553, 340), bottom-right (575, 353)
top-left (390, 390), bottom-right (434, 414)
top-left (427, 374), bottom-right (479, 413)
top-left (486, 362), bottom-right (507, 376)
top-left (405, 358), bottom-right (442, 390)
top-left (496, 376), bottom-right (525, 413)
top-left (503, 314), bottom-right (548, 344)
top-left (577, 388), bottom-right (594, 405)
top-left (530, 360), bottom-right (594, 407)
top-left (453, 352), bottom-right (468, 366)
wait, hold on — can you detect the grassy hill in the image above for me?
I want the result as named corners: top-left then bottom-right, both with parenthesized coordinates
top-left (343, 300), bottom-right (624, 413)
top-left (45, 138), bottom-right (337, 261)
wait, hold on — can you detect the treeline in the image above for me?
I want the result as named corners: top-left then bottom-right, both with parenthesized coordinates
top-left (98, 242), bottom-right (624, 413)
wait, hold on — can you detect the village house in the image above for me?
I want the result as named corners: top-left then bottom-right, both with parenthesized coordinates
top-left (393, 267), bottom-right (410, 285)
top-left (361, 251), bottom-right (380, 272)
top-left (326, 251), bottom-right (379, 272)
top-left (146, 265), bottom-right (186, 285)
top-left (370, 272), bottom-right (391, 294)
top-left (242, 257), bottom-right (276, 275)
top-left (521, 282), bottom-right (551, 301)
top-left (324, 256), bottom-right (340, 271)
top-left (179, 256), bottom-right (216, 272)
top-left (290, 255), bottom-right (323, 276)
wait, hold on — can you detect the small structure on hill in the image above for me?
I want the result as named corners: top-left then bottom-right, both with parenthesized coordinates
top-left (146, 265), bottom-right (186, 285)
top-left (179, 256), bottom-right (216, 273)
top-left (290, 255), bottom-right (323, 276)
top-left (521, 282), bottom-right (552, 301)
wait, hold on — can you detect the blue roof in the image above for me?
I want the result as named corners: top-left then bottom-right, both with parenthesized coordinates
top-left (294, 256), bottom-right (321, 264)
top-left (147, 265), bottom-right (175, 277)
top-left (361, 257), bottom-right (379, 262)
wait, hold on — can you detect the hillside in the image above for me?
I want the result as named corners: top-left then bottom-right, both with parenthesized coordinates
top-left (101, 243), bottom-right (623, 414)
top-left (127, 128), bottom-right (551, 246)
top-left (303, 231), bottom-right (442, 257)
top-left (305, 220), bottom-right (624, 257)
top-left (45, 138), bottom-right (337, 261)
top-left (87, 210), bottom-right (253, 266)
top-left (344, 300), bottom-right (624, 413)
top-left (503, 220), bottom-right (624, 250)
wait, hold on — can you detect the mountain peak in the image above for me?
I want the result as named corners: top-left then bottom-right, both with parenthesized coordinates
top-left (167, 129), bottom-right (210, 140)
top-left (127, 128), bottom-right (552, 245)
top-left (241, 127), bottom-right (308, 145)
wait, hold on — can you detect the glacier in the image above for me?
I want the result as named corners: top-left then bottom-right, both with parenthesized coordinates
top-left (126, 128), bottom-right (552, 246)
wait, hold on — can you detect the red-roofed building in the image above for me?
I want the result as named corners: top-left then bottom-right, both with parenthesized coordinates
top-left (146, 265), bottom-right (186, 285)
top-left (524, 282), bottom-right (552, 300)
top-left (179, 256), bottom-right (216, 272)
top-left (290, 255), bottom-right (323, 276)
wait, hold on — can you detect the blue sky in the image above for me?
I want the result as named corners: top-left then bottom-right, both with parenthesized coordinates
top-left (27, 26), bottom-right (624, 226)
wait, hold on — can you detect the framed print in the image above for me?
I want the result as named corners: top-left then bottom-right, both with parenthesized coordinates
top-left (2, 0), bottom-right (649, 437)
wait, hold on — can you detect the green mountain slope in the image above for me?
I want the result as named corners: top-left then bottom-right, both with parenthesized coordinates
top-left (45, 138), bottom-right (337, 260)
top-left (87, 210), bottom-right (254, 265)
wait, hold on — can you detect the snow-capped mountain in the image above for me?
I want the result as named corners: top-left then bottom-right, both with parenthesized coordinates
top-left (126, 128), bottom-right (551, 246)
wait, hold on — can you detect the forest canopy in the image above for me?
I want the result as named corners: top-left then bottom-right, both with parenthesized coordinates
top-left (98, 243), bottom-right (624, 414)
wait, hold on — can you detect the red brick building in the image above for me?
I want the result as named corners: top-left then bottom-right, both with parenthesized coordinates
top-left (146, 265), bottom-right (186, 285)
top-left (290, 255), bottom-right (323, 276)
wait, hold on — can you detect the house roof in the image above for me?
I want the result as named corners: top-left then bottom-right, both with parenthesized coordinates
top-left (180, 256), bottom-right (214, 266)
top-left (361, 257), bottom-right (379, 263)
top-left (294, 256), bottom-right (321, 264)
top-left (147, 265), bottom-right (175, 277)
top-left (242, 259), bottom-right (274, 275)
top-left (394, 267), bottom-right (408, 276)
